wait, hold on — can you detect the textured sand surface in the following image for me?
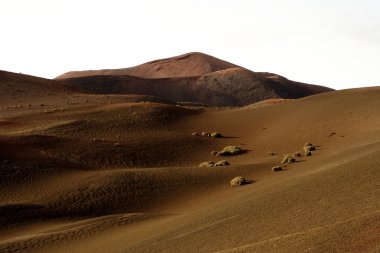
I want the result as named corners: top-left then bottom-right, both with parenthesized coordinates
top-left (0, 68), bottom-right (379, 252)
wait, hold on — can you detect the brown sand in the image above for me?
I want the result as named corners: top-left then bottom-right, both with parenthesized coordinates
top-left (0, 69), bottom-right (379, 252)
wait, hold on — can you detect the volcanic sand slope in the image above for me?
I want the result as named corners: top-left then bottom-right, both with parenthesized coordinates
top-left (194, 68), bottom-right (333, 106)
top-left (0, 80), bottom-right (379, 253)
top-left (55, 52), bottom-right (240, 79)
top-left (55, 52), bottom-right (334, 107)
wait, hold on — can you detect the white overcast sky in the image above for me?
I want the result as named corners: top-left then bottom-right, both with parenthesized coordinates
top-left (1, 0), bottom-right (379, 89)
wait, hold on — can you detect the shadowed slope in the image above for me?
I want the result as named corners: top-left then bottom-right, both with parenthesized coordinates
top-left (195, 68), bottom-right (333, 105)
top-left (58, 68), bottom-right (333, 107)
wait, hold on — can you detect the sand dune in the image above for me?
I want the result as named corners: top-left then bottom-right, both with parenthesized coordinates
top-left (0, 76), bottom-right (379, 253)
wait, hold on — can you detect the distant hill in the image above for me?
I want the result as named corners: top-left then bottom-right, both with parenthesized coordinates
top-left (55, 52), bottom-right (239, 79)
top-left (56, 52), bottom-right (333, 106)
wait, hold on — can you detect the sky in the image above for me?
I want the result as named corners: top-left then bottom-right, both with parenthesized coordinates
top-left (1, 0), bottom-right (379, 89)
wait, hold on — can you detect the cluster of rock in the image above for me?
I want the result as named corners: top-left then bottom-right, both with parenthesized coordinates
top-left (280, 143), bottom-right (316, 164)
top-left (271, 142), bottom-right (317, 172)
top-left (192, 131), bottom-right (254, 187)
top-left (192, 131), bottom-right (223, 138)
top-left (198, 160), bottom-right (230, 168)
top-left (211, 146), bottom-right (242, 157)
top-left (228, 142), bottom-right (318, 185)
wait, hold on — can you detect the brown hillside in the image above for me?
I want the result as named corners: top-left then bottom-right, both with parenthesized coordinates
top-left (55, 52), bottom-right (239, 79)
top-left (195, 68), bottom-right (333, 105)
top-left (58, 67), bottom-right (333, 106)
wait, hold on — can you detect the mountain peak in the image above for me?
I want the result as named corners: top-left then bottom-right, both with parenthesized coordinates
top-left (55, 52), bottom-right (239, 79)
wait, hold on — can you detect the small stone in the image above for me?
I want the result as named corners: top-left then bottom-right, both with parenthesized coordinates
top-left (199, 161), bottom-right (215, 168)
top-left (281, 155), bottom-right (295, 164)
top-left (214, 160), bottom-right (230, 167)
top-left (272, 166), bottom-right (283, 172)
top-left (303, 143), bottom-right (316, 152)
top-left (230, 176), bottom-right (249, 187)
top-left (293, 152), bottom-right (301, 157)
top-left (211, 132), bottom-right (222, 138)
